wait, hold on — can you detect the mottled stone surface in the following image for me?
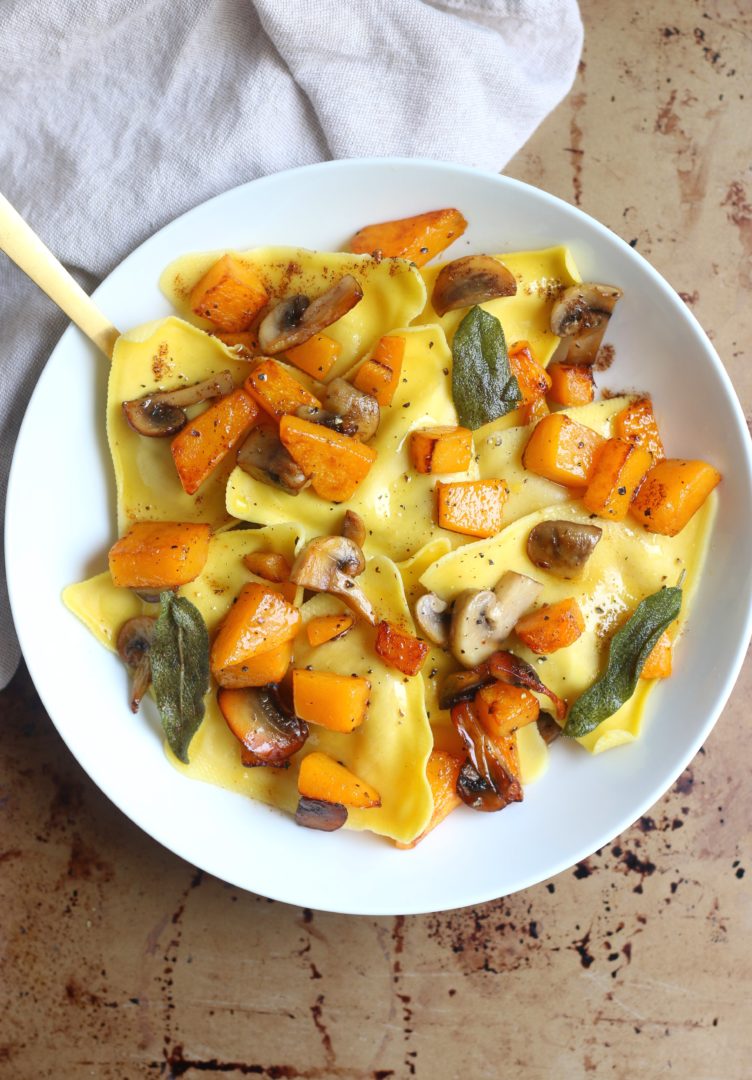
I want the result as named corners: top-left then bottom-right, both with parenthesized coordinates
top-left (2, 3), bottom-right (751, 1077)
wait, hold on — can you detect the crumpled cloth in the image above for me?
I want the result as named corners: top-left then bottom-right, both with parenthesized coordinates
top-left (0, 0), bottom-right (582, 688)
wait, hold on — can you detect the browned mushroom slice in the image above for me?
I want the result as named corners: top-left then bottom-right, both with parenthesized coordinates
top-left (323, 378), bottom-right (380, 442)
top-left (117, 616), bottom-right (157, 712)
top-left (550, 283), bottom-right (623, 365)
top-left (452, 702), bottom-right (523, 811)
top-left (218, 686), bottom-right (309, 767)
top-left (290, 535), bottom-right (375, 624)
top-left (122, 371), bottom-right (236, 437)
top-left (456, 760), bottom-right (507, 812)
top-left (236, 424), bottom-right (309, 495)
top-left (438, 666), bottom-right (495, 710)
top-left (294, 406), bottom-right (358, 438)
top-left (527, 519), bottom-right (602, 578)
top-left (432, 255), bottom-right (517, 317)
top-left (342, 509), bottom-right (366, 548)
top-left (258, 275), bottom-right (364, 353)
top-left (295, 797), bottom-right (348, 831)
top-left (536, 711), bottom-right (562, 745)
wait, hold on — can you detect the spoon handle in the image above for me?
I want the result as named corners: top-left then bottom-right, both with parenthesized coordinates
top-left (0, 191), bottom-right (120, 358)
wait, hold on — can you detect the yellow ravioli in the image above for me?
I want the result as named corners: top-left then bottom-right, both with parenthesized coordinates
top-left (160, 247), bottom-right (426, 381)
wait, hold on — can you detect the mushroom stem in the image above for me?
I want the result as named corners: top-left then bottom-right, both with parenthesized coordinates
top-left (122, 371), bottom-right (236, 437)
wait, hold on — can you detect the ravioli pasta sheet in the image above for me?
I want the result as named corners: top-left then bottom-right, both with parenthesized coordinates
top-left (64, 526), bottom-right (434, 843)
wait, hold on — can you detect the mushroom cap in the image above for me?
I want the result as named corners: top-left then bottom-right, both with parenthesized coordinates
top-left (324, 378), bottom-right (380, 442)
top-left (550, 283), bottom-right (623, 365)
top-left (449, 572), bottom-right (542, 667)
top-left (116, 616), bottom-right (156, 713)
top-left (258, 275), bottom-right (363, 354)
top-left (526, 519), bottom-right (602, 577)
top-left (236, 424), bottom-right (309, 494)
top-left (219, 686), bottom-right (309, 767)
top-left (122, 371), bottom-right (236, 437)
top-left (432, 255), bottom-right (517, 317)
top-left (414, 592), bottom-right (450, 646)
top-left (290, 535), bottom-right (374, 624)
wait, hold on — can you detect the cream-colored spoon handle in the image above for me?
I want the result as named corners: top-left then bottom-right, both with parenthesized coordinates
top-left (0, 191), bottom-right (119, 359)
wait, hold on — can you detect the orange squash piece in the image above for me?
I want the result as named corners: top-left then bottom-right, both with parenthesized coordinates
top-left (409, 426), bottom-right (473, 475)
top-left (475, 682), bottom-right (539, 740)
top-left (243, 552), bottom-right (291, 583)
top-left (515, 598), bottom-right (585, 654)
top-left (349, 209), bottom-right (468, 267)
top-left (546, 363), bottom-right (595, 407)
top-left (215, 641), bottom-right (294, 689)
top-left (395, 750), bottom-right (463, 849)
top-left (306, 613), bottom-right (354, 647)
top-left (214, 331), bottom-right (259, 355)
top-left (583, 438), bottom-right (653, 521)
top-left (374, 620), bottom-right (429, 676)
top-left (519, 396), bottom-right (550, 426)
top-left (285, 334), bottom-right (341, 380)
top-left (614, 397), bottom-right (665, 462)
top-left (437, 479), bottom-right (507, 538)
top-left (630, 459), bottom-right (721, 536)
top-left (244, 359), bottom-right (321, 422)
top-left (170, 388), bottom-right (259, 496)
top-left (279, 415), bottom-right (377, 502)
top-left (522, 413), bottom-right (605, 488)
top-left (298, 752), bottom-right (381, 808)
top-left (210, 582), bottom-right (301, 674)
top-left (509, 341), bottom-right (552, 404)
top-left (190, 254), bottom-right (269, 332)
top-left (109, 521), bottom-right (211, 589)
top-left (640, 631), bottom-right (673, 679)
top-left (292, 669), bottom-right (370, 733)
top-left (352, 336), bottom-right (405, 406)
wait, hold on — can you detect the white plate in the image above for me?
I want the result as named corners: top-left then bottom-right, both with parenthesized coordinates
top-left (7, 159), bottom-right (752, 915)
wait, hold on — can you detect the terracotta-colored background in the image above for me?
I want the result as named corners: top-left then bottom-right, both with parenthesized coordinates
top-left (2, 3), bottom-right (751, 1076)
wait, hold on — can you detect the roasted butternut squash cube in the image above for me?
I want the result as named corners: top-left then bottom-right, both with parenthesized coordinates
top-left (409, 425), bottom-right (473, 475)
top-left (298, 752), bottom-right (381, 808)
top-left (242, 552), bottom-right (291, 583)
top-left (522, 413), bottom-right (604, 488)
top-left (630, 459), bottom-right (721, 536)
top-left (475, 682), bottom-right (539, 740)
top-left (306, 613), bottom-right (354, 647)
top-left (614, 397), bottom-right (665, 462)
top-left (292, 669), bottom-right (370, 732)
top-left (352, 335), bottom-right (405, 406)
top-left (437, 479), bottom-right (507, 538)
top-left (109, 521), bottom-right (211, 589)
top-left (244, 359), bottom-right (321, 422)
top-left (519, 396), bottom-right (550, 426)
top-left (190, 254), bottom-right (269, 332)
top-left (640, 632), bottom-right (673, 679)
top-left (546, 363), bottom-right (595, 407)
top-left (210, 582), bottom-right (301, 674)
top-left (349, 209), bottom-right (468, 266)
top-left (395, 750), bottom-right (463, 849)
top-left (374, 620), bottom-right (429, 676)
top-left (515, 598), bottom-right (585, 654)
top-left (215, 641), bottom-right (293, 688)
top-left (171, 388), bottom-right (258, 495)
top-left (279, 415), bottom-right (377, 502)
top-left (583, 438), bottom-right (653, 521)
top-left (509, 341), bottom-right (552, 404)
top-left (285, 334), bottom-right (341, 379)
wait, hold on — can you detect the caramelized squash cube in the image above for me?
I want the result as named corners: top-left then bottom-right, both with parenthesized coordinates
top-left (614, 397), bottom-right (665, 462)
top-left (215, 641), bottom-right (294, 688)
top-left (292, 669), bottom-right (370, 733)
top-left (279, 415), bottom-right (377, 502)
top-left (374, 620), bottom-right (429, 676)
top-left (630, 459), bottom-right (721, 536)
top-left (519, 396), bottom-right (550, 426)
top-left (475, 682), bottom-right (539, 740)
top-left (352, 335), bottom-right (405, 406)
top-left (437, 479), bottom-right (507, 538)
top-left (349, 209), bottom-right (468, 266)
top-left (583, 438), bottom-right (653, 521)
top-left (244, 359), bottom-right (321, 422)
top-left (515, 598), bottom-right (585, 655)
top-left (298, 751), bottom-right (381, 807)
top-left (509, 341), bottom-right (552, 404)
top-left (210, 582), bottom-right (301, 674)
top-left (109, 521), bottom-right (211, 589)
top-left (546, 363), bottom-right (595, 407)
top-left (285, 334), bottom-right (341, 380)
top-left (306, 613), bottom-right (354, 647)
top-left (190, 254), bottom-right (268, 332)
top-left (395, 750), bottom-right (463, 849)
top-left (522, 413), bottom-right (604, 488)
top-left (409, 426), bottom-right (473, 475)
top-left (171, 388), bottom-right (258, 495)
top-left (242, 552), bottom-right (291, 583)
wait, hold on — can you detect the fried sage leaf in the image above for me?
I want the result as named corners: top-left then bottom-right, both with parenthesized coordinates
top-left (451, 305), bottom-right (521, 429)
top-left (151, 592), bottom-right (210, 763)
top-left (563, 586), bottom-right (682, 739)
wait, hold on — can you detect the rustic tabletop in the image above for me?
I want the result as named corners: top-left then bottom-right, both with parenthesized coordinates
top-left (2, 3), bottom-right (751, 1077)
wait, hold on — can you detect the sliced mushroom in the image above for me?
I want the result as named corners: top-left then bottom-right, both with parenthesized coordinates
top-left (452, 704), bottom-right (523, 811)
top-left (323, 378), bottom-right (380, 442)
top-left (550, 283), bottom-right (623, 365)
top-left (295, 796), bottom-right (348, 832)
top-left (438, 666), bottom-right (495, 710)
top-left (536, 711), bottom-right (562, 745)
top-left (295, 406), bottom-right (358, 438)
top-left (122, 371), bottom-right (236, 437)
top-left (219, 686), bottom-right (309, 767)
top-left (236, 424), bottom-right (309, 495)
top-left (290, 535), bottom-right (375, 624)
top-left (432, 255), bottom-right (517, 317)
top-left (527, 519), bottom-right (602, 578)
top-left (258, 275), bottom-right (363, 353)
top-left (414, 593), bottom-right (451, 647)
top-left (456, 760), bottom-right (507, 813)
top-left (342, 509), bottom-right (366, 548)
top-left (117, 616), bottom-right (156, 713)
top-left (449, 572), bottom-right (543, 667)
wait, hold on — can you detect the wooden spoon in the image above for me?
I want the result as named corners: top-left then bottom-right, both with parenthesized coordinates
top-left (0, 191), bottom-right (120, 358)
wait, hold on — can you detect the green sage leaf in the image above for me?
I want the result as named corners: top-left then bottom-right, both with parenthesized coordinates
top-left (451, 305), bottom-right (522, 429)
top-left (563, 586), bottom-right (682, 739)
top-left (151, 592), bottom-right (210, 763)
